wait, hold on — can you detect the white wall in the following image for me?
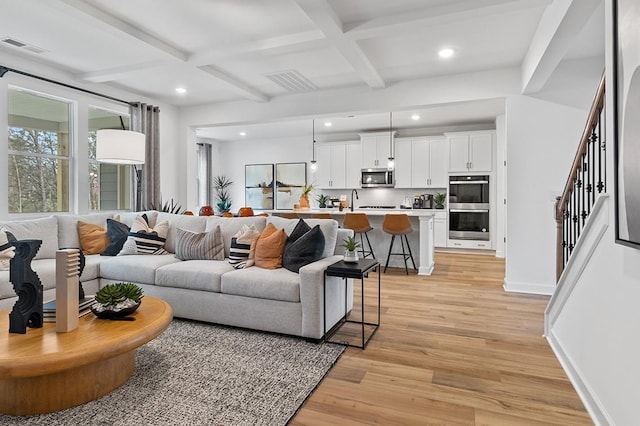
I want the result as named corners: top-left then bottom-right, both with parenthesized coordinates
top-left (504, 95), bottom-right (589, 294)
top-left (546, 1), bottom-right (640, 423)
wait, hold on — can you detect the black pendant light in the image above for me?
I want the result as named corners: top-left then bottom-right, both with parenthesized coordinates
top-left (310, 119), bottom-right (317, 173)
top-left (387, 111), bottom-right (395, 170)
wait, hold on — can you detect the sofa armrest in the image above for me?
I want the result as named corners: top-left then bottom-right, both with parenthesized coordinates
top-left (298, 254), bottom-right (351, 339)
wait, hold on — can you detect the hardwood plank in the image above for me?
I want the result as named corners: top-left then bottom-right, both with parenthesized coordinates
top-left (291, 252), bottom-right (592, 425)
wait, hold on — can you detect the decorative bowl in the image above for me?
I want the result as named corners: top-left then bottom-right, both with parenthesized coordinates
top-left (91, 301), bottom-right (141, 319)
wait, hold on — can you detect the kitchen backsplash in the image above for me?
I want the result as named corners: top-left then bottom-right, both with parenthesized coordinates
top-left (315, 187), bottom-right (447, 209)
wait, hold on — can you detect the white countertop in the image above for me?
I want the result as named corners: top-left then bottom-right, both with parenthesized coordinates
top-left (263, 208), bottom-right (439, 217)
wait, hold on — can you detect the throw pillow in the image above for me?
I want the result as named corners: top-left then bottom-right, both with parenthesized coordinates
top-left (77, 221), bottom-right (109, 255)
top-left (228, 224), bottom-right (261, 269)
top-left (175, 226), bottom-right (224, 261)
top-left (0, 230), bottom-right (16, 271)
top-left (119, 215), bottom-right (169, 255)
top-left (103, 219), bottom-right (131, 256)
top-left (283, 224), bottom-right (325, 273)
top-left (253, 223), bottom-right (287, 269)
top-left (287, 219), bottom-right (311, 244)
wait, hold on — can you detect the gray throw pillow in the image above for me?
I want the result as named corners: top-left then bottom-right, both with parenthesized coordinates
top-left (282, 224), bottom-right (325, 273)
top-left (175, 226), bottom-right (224, 261)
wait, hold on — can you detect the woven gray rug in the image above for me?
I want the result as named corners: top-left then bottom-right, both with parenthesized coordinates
top-left (1, 319), bottom-right (344, 426)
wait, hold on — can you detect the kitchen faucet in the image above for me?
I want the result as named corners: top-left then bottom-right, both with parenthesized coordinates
top-left (350, 189), bottom-right (359, 211)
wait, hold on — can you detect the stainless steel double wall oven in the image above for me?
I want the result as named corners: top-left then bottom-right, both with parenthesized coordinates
top-left (448, 175), bottom-right (490, 241)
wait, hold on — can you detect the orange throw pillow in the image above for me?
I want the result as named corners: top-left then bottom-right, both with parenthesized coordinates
top-left (77, 221), bottom-right (109, 255)
top-left (253, 223), bottom-right (287, 269)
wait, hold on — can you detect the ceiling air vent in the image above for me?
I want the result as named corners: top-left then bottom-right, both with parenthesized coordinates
top-left (1, 37), bottom-right (47, 54)
top-left (264, 70), bottom-right (317, 93)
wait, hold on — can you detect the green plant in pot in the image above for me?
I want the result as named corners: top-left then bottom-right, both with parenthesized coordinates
top-left (434, 192), bottom-right (446, 209)
top-left (213, 175), bottom-right (233, 215)
top-left (317, 193), bottom-right (328, 208)
top-left (299, 183), bottom-right (314, 209)
top-left (341, 236), bottom-right (361, 263)
top-left (92, 282), bottom-right (144, 319)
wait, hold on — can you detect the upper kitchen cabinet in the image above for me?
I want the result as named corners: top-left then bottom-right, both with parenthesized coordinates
top-left (316, 142), bottom-right (361, 189)
top-left (395, 137), bottom-right (448, 188)
top-left (447, 131), bottom-right (494, 172)
top-left (360, 132), bottom-right (396, 169)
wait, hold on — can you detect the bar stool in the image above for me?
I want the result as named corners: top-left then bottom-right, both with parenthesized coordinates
top-left (343, 213), bottom-right (375, 259)
top-left (382, 214), bottom-right (416, 274)
top-left (311, 213), bottom-right (332, 219)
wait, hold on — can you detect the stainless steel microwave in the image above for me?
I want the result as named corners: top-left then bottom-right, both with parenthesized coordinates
top-left (361, 168), bottom-right (394, 188)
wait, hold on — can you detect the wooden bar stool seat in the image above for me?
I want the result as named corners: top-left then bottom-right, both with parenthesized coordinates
top-left (382, 214), bottom-right (416, 274)
top-left (279, 212), bottom-right (299, 219)
top-left (343, 213), bottom-right (375, 259)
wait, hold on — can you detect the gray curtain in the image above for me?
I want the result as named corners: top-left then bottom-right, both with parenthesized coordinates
top-left (129, 102), bottom-right (160, 211)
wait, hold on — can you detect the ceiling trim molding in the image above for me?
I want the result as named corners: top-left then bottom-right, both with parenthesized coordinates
top-left (198, 65), bottom-right (269, 103)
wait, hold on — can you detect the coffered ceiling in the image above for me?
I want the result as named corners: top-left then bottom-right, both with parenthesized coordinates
top-left (0, 0), bottom-right (604, 140)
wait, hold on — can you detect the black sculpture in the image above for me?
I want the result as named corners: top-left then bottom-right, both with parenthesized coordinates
top-left (9, 239), bottom-right (43, 334)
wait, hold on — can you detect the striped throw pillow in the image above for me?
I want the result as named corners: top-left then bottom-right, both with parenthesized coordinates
top-left (175, 226), bottom-right (224, 261)
top-left (228, 224), bottom-right (261, 269)
top-left (119, 215), bottom-right (169, 255)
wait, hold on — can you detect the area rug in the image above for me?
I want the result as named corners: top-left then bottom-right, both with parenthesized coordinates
top-left (1, 320), bottom-right (345, 426)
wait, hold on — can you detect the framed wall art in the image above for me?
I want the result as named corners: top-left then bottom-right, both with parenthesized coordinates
top-left (613, 0), bottom-right (640, 248)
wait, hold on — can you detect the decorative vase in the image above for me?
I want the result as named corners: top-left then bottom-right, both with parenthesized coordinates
top-left (199, 205), bottom-right (214, 216)
top-left (238, 207), bottom-right (254, 217)
top-left (299, 194), bottom-right (310, 209)
top-left (222, 211), bottom-right (233, 218)
top-left (435, 204), bottom-right (444, 209)
top-left (319, 203), bottom-right (326, 208)
top-left (343, 250), bottom-right (359, 263)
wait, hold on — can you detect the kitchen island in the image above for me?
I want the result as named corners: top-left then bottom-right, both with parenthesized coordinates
top-left (264, 208), bottom-right (435, 275)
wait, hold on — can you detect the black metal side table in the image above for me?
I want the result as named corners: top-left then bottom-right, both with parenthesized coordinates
top-left (323, 258), bottom-right (380, 349)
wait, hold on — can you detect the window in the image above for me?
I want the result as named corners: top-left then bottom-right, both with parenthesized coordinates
top-left (88, 107), bottom-right (131, 210)
top-left (7, 88), bottom-right (71, 213)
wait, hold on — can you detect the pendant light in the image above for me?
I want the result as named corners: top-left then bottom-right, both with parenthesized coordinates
top-left (387, 111), bottom-right (395, 170)
top-left (310, 119), bottom-right (317, 173)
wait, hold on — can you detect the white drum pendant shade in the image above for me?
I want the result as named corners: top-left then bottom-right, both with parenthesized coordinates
top-left (96, 129), bottom-right (146, 165)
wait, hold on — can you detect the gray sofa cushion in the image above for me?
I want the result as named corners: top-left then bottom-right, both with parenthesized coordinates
top-left (156, 260), bottom-right (235, 292)
top-left (100, 253), bottom-right (180, 284)
top-left (267, 216), bottom-right (338, 258)
top-left (0, 216), bottom-right (58, 260)
top-left (221, 267), bottom-right (300, 303)
top-left (156, 212), bottom-right (207, 253)
top-left (81, 254), bottom-right (101, 282)
top-left (206, 216), bottom-right (266, 257)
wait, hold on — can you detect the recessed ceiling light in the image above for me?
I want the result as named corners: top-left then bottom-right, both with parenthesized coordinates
top-left (175, 87), bottom-right (187, 94)
top-left (438, 48), bottom-right (455, 59)
top-left (239, 131), bottom-right (247, 136)
top-left (411, 114), bottom-right (421, 121)
top-left (324, 121), bottom-right (332, 127)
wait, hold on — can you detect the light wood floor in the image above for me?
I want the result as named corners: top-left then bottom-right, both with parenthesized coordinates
top-left (291, 252), bottom-right (592, 425)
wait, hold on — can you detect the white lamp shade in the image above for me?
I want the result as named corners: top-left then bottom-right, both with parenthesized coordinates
top-left (96, 129), bottom-right (146, 165)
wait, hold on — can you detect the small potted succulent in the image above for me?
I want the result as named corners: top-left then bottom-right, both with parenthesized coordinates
top-left (91, 282), bottom-right (144, 319)
top-left (434, 192), bottom-right (446, 209)
top-left (317, 193), bottom-right (328, 208)
top-left (341, 236), bottom-right (361, 263)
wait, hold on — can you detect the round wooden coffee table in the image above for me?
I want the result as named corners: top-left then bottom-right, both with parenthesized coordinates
top-left (0, 296), bottom-right (172, 415)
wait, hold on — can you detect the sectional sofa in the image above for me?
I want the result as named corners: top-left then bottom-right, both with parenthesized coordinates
top-left (0, 211), bottom-right (354, 339)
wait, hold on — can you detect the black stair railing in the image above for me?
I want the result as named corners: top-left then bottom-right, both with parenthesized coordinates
top-left (555, 76), bottom-right (606, 281)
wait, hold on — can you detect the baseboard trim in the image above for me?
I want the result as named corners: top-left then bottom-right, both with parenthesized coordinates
top-left (503, 279), bottom-right (555, 295)
top-left (545, 329), bottom-right (611, 425)
top-left (418, 263), bottom-right (434, 276)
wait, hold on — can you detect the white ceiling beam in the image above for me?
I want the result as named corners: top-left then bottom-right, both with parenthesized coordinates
top-left (76, 61), bottom-right (168, 83)
top-left (198, 65), bottom-right (269, 103)
top-left (56, 0), bottom-right (188, 61)
top-left (188, 30), bottom-right (327, 65)
top-left (521, 0), bottom-right (601, 94)
top-left (345, 0), bottom-right (553, 40)
top-left (294, 0), bottom-right (385, 89)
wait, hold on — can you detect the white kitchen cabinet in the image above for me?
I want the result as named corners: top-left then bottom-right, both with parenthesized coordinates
top-left (394, 137), bottom-right (448, 188)
top-left (315, 142), bottom-right (359, 189)
top-left (447, 239), bottom-right (493, 250)
top-left (434, 211), bottom-right (447, 248)
top-left (360, 132), bottom-right (395, 169)
top-left (447, 131), bottom-right (494, 172)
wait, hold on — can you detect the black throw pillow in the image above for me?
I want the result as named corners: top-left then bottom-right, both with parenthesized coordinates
top-left (282, 225), bottom-right (325, 273)
top-left (287, 219), bottom-right (311, 244)
top-left (102, 219), bottom-right (131, 256)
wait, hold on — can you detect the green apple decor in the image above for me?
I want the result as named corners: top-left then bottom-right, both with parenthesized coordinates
top-left (91, 282), bottom-right (144, 319)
